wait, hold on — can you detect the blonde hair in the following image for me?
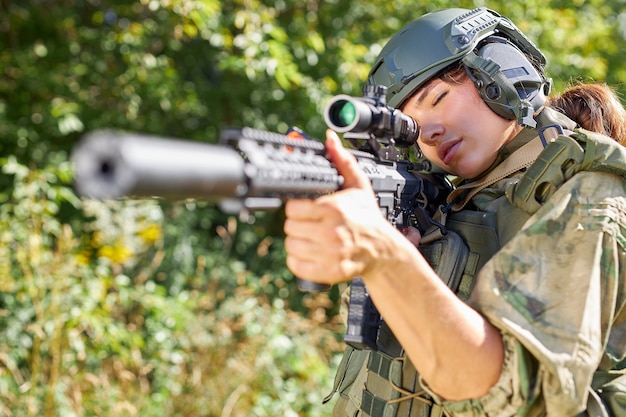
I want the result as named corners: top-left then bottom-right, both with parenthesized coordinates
top-left (547, 83), bottom-right (626, 145)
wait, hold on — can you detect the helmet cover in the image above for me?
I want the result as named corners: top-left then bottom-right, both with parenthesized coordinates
top-left (367, 7), bottom-right (550, 126)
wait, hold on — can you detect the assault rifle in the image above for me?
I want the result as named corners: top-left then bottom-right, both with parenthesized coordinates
top-left (71, 85), bottom-right (453, 351)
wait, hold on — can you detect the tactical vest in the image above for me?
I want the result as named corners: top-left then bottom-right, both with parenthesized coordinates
top-left (323, 122), bottom-right (626, 417)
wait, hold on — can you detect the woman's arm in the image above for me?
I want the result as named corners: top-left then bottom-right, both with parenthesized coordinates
top-left (284, 130), bottom-right (504, 400)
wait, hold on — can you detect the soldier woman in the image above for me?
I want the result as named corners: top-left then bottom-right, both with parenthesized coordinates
top-left (284, 7), bottom-right (626, 416)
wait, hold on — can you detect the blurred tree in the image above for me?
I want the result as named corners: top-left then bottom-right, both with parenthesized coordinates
top-left (1, 0), bottom-right (623, 164)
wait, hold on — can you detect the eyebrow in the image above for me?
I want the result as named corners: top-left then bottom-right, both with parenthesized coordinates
top-left (412, 82), bottom-right (437, 107)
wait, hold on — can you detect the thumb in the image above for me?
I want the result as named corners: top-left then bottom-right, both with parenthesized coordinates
top-left (325, 129), bottom-right (372, 191)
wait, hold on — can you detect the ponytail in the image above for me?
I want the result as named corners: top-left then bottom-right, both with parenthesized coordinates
top-left (547, 83), bottom-right (626, 145)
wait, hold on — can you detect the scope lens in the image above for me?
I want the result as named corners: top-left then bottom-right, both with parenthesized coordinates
top-left (334, 101), bottom-right (356, 127)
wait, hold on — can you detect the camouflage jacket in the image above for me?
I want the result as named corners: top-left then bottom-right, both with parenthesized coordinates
top-left (427, 167), bottom-right (626, 416)
top-left (327, 116), bottom-right (626, 416)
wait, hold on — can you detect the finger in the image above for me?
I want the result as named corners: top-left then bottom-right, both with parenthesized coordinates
top-left (284, 213), bottom-right (350, 254)
top-left (283, 234), bottom-right (316, 260)
top-left (285, 197), bottom-right (349, 228)
top-left (286, 255), bottom-right (328, 282)
top-left (404, 226), bottom-right (422, 247)
top-left (284, 199), bottom-right (323, 221)
top-left (283, 217), bottom-right (330, 242)
top-left (284, 228), bottom-right (355, 280)
top-left (325, 130), bottom-right (372, 191)
top-left (286, 251), bottom-right (361, 283)
top-left (284, 236), bottom-right (343, 267)
top-left (284, 232), bottom-right (333, 279)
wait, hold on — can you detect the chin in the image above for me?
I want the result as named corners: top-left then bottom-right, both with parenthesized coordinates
top-left (456, 167), bottom-right (482, 181)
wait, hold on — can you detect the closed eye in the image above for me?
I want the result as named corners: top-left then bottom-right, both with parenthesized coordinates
top-left (433, 91), bottom-right (447, 106)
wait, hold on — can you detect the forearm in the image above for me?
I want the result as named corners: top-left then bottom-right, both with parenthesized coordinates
top-left (362, 225), bottom-right (504, 401)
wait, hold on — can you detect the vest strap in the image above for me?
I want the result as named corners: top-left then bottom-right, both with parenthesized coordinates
top-left (447, 126), bottom-right (573, 211)
top-left (507, 134), bottom-right (584, 213)
top-left (368, 352), bottom-right (404, 387)
top-left (361, 390), bottom-right (396, 417)
top-left (447, 134), bottom-right (546, 211)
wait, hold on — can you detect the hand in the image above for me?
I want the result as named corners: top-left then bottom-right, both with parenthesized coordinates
top-left (283, 130), bottom-right (395, 283)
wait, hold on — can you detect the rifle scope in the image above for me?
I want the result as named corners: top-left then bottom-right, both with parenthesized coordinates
top-left (324, 85), bottom-right (420, 147)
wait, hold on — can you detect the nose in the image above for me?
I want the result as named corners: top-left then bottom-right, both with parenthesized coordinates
top-left (418, 121), bottom-right (444, 146)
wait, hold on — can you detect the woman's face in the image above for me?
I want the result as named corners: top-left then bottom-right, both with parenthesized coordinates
top-left (401, 76), bottom-right (520, 179)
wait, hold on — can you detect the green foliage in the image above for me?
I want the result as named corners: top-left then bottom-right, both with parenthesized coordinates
top-left (1, 0), bottom-right (624, 163)
top-left (0, 158), bottom-right (344, 415)
top-left (0, 0), bottom-right (625, 415)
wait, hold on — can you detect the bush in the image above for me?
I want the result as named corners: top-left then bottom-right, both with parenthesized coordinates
top-left (0, 156), bottom-right (345, 416)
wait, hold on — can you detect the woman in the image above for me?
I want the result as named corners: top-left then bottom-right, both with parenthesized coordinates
top-left (284, 7), bottom-right (626, 417)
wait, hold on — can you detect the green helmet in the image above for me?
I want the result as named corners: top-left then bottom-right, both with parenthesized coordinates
top-left (367, 7), bottom-right (552, 127)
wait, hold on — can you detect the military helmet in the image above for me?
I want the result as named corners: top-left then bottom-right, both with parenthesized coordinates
top-left (367, 7), bottom-right (552, 127)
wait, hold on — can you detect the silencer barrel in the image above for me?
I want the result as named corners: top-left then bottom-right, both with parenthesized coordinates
top-left (72, 130), bottom-right (247, 200)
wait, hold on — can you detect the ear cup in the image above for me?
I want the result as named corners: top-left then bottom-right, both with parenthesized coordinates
top-left (465, 36), bottom-right (548, 125)
top-left (484, 84), bottom-right (501, 101)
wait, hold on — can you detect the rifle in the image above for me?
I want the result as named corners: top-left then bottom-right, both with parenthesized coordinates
top-left (71, 85), bottom-right (453, 351)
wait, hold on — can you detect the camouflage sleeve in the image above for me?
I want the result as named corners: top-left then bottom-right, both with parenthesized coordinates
top-left (420, 333), bottom-right (538, 416)
top-left (431, 171), bottom-right (626, 416)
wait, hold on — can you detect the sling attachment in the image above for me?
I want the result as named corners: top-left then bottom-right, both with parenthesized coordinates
top-left (507, 130), bottom-right (585, 214)
top-left (538, 124), bottom-right (565, 147)
top-left (445, 126), bottom-right (568, 212)
top-left (419, 205), bottom-right (450, 244)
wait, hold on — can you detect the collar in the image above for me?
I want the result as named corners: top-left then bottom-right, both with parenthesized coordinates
top-left (494, 107), bottom-right (577, 169)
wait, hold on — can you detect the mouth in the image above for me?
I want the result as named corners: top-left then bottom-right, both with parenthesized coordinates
top-left (438, 139), bottom-right (461, 165)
